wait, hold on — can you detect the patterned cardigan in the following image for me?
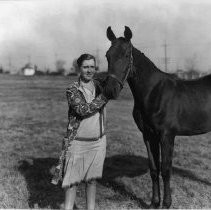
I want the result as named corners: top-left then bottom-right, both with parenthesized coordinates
top-left (51, 79), bottom-right (108, 185)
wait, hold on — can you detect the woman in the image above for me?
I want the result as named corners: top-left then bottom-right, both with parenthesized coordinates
top-left (52, 53), bottom-right (109, 210)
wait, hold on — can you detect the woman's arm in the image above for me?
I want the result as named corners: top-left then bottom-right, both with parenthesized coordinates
top-left (66, 86), bottom-right (108, 117)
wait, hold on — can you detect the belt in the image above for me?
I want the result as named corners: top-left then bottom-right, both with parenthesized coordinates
top-left (75, 133), bottom-right (105, 142)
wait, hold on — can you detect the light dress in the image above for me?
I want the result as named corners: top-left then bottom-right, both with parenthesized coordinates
top-left (62, 83), bottom-right (106, 188)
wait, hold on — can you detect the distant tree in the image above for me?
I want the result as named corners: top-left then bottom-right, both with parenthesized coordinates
top-left (45, 68), bottom-right (51, 75)
top-left (34, 65), bottom-right (38, 72)
top-left (35, 70), bottom-right (45, 75)
top-left (72, 58), bottom-right (79, 75)
top-left (0, 65), bottom-right (3, 74)
top-left (23, 63), bottom-right (33, 69)
top-left (184, 54), bottom-right (199, 72)
top-left (184, 54), bottom-right (201, 79)
top-left (186, 69), bottom-right (200, 80)
top-left (55, 59), bottom-right (66, 75)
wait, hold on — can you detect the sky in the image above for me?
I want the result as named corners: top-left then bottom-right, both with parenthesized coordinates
top-left (1, 0), bottom-right (211, 73)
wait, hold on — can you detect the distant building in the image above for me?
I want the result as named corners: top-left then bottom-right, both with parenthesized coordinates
top-left (21, 63), bottom-right (36, 76)
top-left (23, 67), bottom-right (35, 76)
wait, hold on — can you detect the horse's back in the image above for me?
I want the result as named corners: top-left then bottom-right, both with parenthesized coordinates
top-left (163, 74), bottom-right (211, 135)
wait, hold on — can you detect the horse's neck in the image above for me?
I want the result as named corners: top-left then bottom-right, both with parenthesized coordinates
top-left (128, 47), bottom-right (164, 102)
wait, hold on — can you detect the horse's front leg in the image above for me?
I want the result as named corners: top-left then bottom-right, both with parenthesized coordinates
top-left (143, 131), bottom-right (160, 208)
top-left (160, 131), bottom-right (175, 209)
top-left (133, 108), bottom-right (160, 208)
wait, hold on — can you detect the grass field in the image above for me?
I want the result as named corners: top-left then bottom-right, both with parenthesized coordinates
top-left (0, 74), bottom-right (210, 209)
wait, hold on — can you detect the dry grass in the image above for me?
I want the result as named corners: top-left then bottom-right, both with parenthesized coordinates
top-left (0, 74), bottom-right (210, 209)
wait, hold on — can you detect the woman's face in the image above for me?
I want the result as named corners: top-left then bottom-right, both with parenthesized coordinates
top-left (80, 59), bottom-right (96, 82)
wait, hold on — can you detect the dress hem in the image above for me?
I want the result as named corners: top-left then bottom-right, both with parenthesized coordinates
top-left (62, 176), bottom-right (102, 188)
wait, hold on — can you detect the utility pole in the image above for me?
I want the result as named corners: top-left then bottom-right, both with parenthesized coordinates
top-left (163, 41), bottom-right (168, 72)
top-left (8, 56), bottom-right (12, 71)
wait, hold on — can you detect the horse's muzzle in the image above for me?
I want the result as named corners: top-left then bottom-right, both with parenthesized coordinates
top-left (104, 76), bottom-right (122, 99)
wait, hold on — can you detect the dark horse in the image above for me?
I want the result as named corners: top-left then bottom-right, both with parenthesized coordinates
top-left (105, 26), bottom-right (211, 208)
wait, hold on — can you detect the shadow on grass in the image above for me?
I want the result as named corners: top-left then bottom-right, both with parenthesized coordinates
top-left (173, 166), bottom-right (211, 186)
top-left (18, 155), bottom-right (149, 209)
top-left (17, 155), bottom-right (211, 209)
top-left (18, 158), bottom-right (63, 209)
top-left (100, 155), bottom-right (149, 209)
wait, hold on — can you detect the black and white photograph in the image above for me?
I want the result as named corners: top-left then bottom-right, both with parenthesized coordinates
top-left (0, 0), bottom-right (210, 209)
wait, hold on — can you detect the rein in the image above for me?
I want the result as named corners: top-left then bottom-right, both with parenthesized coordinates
top-left (108, 43), bottom-right (134, 88)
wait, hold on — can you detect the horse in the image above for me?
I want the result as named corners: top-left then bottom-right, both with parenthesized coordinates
top-left (104, 26), bottom-right (211, 209)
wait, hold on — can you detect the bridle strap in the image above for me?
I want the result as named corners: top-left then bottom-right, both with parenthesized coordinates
top-left (108, 43), bottom-right (133, 88)
top-left (123, 43), bottom-right (133, 83)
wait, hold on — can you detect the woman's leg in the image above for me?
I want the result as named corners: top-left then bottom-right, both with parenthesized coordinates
top-left (86, 180), bottom-right (96, 210)
top-left (64, 185), bottom-right (77, 210)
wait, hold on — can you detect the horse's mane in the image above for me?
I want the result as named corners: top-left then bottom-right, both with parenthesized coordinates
top-left (132, 45), bottom-right (211, 82)
top-left (133, 47), bottom-right (159, 69)
top-left (133, 46), bottom-right (164, 76)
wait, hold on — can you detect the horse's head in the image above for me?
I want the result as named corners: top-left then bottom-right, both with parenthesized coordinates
top-left (105, 26), bottom-right (133, 99)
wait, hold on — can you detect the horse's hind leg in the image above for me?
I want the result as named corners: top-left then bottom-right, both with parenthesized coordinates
top-left (160, 132), bottom-right (175, 209)
top-left (143, 131), bottom-right (160, 208)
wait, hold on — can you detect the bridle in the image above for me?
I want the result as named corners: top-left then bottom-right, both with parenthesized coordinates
top-left (107, 43), bottom-right (134, 89)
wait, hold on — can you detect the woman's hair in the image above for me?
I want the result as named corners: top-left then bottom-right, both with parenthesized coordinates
top-left (77, 54), bottom-right (96, 68)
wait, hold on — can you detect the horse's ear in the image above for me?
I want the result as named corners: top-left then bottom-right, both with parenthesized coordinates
top-left (107, 26), bottom-right (116, 41)
top-left (124, 26), bottom-right (132, 41)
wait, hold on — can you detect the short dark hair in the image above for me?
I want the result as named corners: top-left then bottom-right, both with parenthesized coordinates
top-left (77, 54), bottom-right (96, 68)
